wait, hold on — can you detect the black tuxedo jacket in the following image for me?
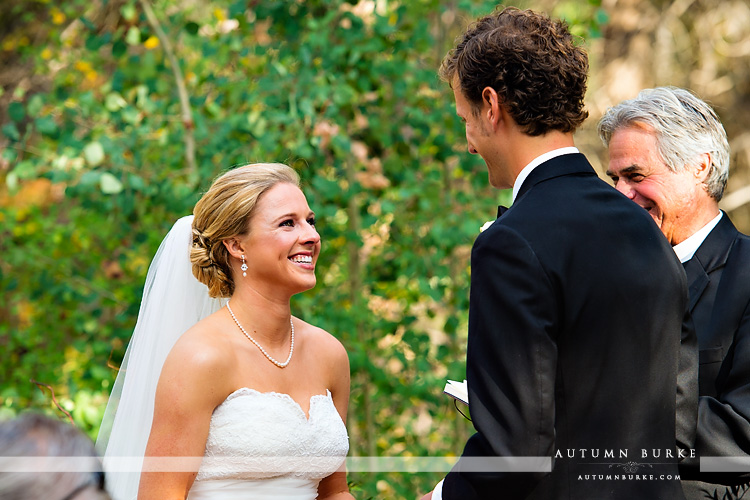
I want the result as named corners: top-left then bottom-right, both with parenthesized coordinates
top-left (680, 214), bottom-right (750, 499)
top-left (443, 154), bottom-right (694, 500)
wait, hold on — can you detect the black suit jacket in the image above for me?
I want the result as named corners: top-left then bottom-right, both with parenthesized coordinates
top-left (443, 154), bottom-right (694, 500)
top-left (680, 214), bottom-right (750, 499)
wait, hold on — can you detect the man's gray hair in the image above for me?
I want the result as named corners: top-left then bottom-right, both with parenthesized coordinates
top-left (0, 413), bottom-right (109, 500)
top-left (598, 86), bottom-right (730, 201)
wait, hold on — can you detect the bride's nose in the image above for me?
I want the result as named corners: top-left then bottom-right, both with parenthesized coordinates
top-left (300, 221), bottom-right (320, 245)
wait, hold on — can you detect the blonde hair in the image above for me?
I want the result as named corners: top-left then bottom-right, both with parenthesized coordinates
top-left (190, 163), bottom-right (300, 298)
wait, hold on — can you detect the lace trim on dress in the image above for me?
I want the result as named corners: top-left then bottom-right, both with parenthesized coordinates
top-left (195, 388), bottom-right (349, 482)
top-left (223, 388), bottom-right (332, 420)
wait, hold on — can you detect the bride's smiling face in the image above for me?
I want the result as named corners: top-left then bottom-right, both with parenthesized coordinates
top-left (239, 182), bottom-right (321, 294)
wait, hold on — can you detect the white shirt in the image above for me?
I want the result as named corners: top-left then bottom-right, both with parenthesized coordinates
top-left (511, 147), bottom-right (580, 203)
top-left (431, 147), bottom-right (580, 500)
top-left (673, 211), bottom-right (723, 263)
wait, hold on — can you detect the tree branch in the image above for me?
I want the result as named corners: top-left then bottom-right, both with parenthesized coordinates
top-left (31, 379), bottom-right (75, 425)
top-left (138, 0), bottom-right (197, 184)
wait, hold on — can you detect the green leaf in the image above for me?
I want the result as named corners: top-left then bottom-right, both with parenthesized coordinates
top-left (272, 62), bottom-right (288, 76)
top-left (100, 172), bottom-right (123, 194)
top-left (105, 92), bottom-right (128, 112)
top-left (35, 116), bottom-right (58, 136)
top-left (83, 142), bottom-right (105, 167)
top-left (128, 174), bottom-right (147, 191)
top-left (122, 107), bottom-right (141, 124)
top-left (78, 170), bottom-right (101, 187)
top-left (2, 123), bottom-right (19, 141)
top-left (12, 160), bottom-right (37, 179)
top-left (185, 22), bottom-right (200, 35)
top-left (27, 94), bottom-right (43, 115)
top-left (85, 34), bottom-right (105, 51)
top-left (6, 171), bottom-right (18, 191)
top-left (120, 3), bottom-right (137, 21)
top-left (1, 147), bottom-right (16, 163)
top-left (79, 16), bottom-right (97, 32)
top-left (595, 8), bottom-right (609, 25)
top-left (112, 39), bottom-right (127, 58)
top-left (8, 101), bottom-right (25, 122)
top-left (125, 26), bottom-right (141, 46)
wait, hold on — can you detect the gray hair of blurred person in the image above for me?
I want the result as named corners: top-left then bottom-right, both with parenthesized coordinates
top-left (0, 413), bottom-right (109, 500)
top-left (598, 86), bottom-right (730, 201)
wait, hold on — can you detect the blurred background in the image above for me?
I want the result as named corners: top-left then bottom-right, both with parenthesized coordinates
top-left (1, 0), bottom-right (748, 497)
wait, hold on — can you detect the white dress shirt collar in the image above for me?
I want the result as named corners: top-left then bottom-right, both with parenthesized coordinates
top-left (673, 211), bottom-right (723, 263)
top-left (512, 147), bottom-right (580, 203)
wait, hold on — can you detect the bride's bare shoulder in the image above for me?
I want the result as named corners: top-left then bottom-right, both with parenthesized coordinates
top-left (154, 311), bottom-right (238, 413)
top-left (162, 310), bottom-right (237, 380)
top-left (298, 320), bottom-right (349, 366)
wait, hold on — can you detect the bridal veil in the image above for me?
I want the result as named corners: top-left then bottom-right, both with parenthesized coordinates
top-left (96, 215), bottom-right (226, 500)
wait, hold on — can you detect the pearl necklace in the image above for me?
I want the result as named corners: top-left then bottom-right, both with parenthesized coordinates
top-left (226, 303), bottom-right (294, 368)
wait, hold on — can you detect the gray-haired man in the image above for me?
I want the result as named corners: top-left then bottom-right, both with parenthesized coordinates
top-left (600, 86), bottom-right (750, 500)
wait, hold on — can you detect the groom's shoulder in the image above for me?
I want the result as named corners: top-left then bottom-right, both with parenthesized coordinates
top-left (514, 171), bottom-right (658, 229)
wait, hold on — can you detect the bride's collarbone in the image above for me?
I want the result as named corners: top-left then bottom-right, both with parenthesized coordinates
top-left (230, 328), bottom-right (332, 373)
top-left (221, 330), bottom-right (332, 406)
top-left (229, 353), bottom-right (327, 392)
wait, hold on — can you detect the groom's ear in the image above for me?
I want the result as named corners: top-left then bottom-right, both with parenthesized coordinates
top-left (222, 238), bottom-right (245, 259)
top-left (482, 86), bottom-right (502, 129)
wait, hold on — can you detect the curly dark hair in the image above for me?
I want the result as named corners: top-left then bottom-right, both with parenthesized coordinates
top-left (439, 7), bottom-right (589, 136)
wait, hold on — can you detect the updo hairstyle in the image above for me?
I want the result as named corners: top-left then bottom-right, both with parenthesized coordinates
top-left (190, 163), bottom-right (300, 298)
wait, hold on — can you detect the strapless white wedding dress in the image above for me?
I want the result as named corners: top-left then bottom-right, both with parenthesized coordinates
top-left (187, 388), bottom-right (349, 500)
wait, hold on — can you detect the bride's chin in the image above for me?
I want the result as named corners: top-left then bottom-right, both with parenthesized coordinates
top-left (282, 276), bottom-right (316, 294)
top-left (300, 278), bottom-right (317, 292)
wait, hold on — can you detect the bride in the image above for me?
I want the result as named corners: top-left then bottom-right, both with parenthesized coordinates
top-left (97, 163), bottom-right (354, 500)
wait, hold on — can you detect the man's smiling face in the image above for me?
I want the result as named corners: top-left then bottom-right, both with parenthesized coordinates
top-left (606, 123), bottom-right (705, 245)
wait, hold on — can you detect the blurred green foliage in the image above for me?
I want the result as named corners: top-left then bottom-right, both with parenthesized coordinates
top-left (0, 0), bottom-right (602, 497)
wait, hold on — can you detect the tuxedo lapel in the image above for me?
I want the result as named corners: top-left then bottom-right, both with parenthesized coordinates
top-left (693, 214), bottom-right (735, 274)
top-left (703, 216), bottom-right (743, 338)
top-left (683, 258), bottom-right (709, 313)
top-left (686, 214), bottom-right (736, 314)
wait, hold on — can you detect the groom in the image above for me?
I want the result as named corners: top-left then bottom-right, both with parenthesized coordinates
top-left (423, 7), bottom-right (696, 500)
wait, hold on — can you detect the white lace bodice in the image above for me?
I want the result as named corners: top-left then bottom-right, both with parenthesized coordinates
top-left (193, 388), bottom-right (349, 484)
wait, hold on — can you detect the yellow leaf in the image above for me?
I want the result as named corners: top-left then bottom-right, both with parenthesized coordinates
top-left (75, 60), bottom-right (92, 72)
top-left (143, 36), bottom-right (159, 49)
top-left (41, 48), bottom-right (53, 60)
top-left (127, 254), bottom-right (150, 275)
top-left (1, 37), bottom-right (16, 52)
top-left (51, 7), bottom-right (66, 25)
top-left (17, 301), bottom-right (35, 328)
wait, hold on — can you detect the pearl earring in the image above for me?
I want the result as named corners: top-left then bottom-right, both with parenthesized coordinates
top-left (241, 254), bottom-right (248, 277)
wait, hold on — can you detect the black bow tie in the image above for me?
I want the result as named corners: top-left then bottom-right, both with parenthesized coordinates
top-left (497, 205), bottom-right (509, 218)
